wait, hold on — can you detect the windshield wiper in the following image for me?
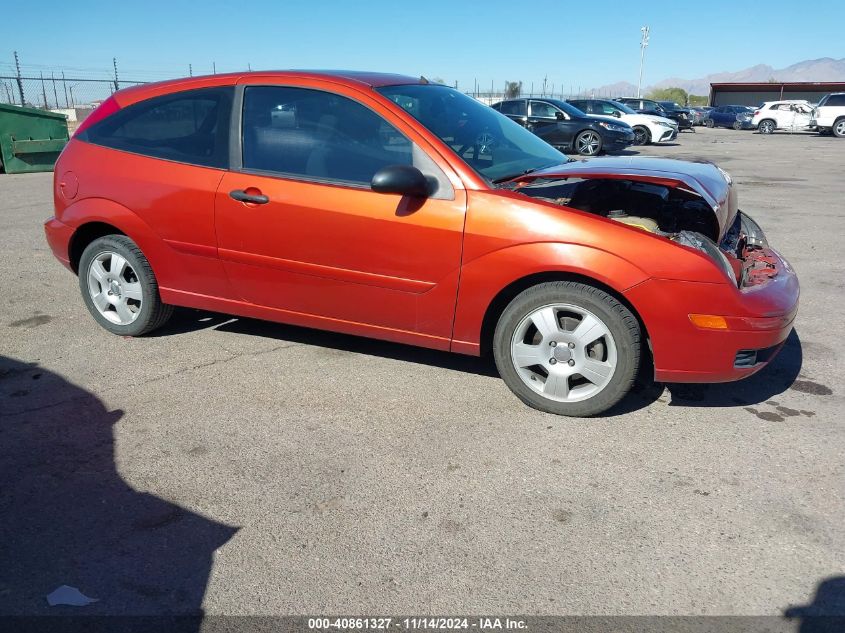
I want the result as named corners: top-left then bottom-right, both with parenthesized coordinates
top-left (492, 162), bottom-right (564, 185)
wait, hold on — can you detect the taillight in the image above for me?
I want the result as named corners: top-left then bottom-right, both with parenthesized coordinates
top-left (753, 110), bottom-right (760, 116)
top-left (73, 96), bottom-right (121, 137)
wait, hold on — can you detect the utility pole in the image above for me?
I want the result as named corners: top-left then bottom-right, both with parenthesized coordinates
top-left (212, 61), bottom-right (216, 75)
top-left (637, 26), bottom-right (650, 98)
top-left (51, 72), bottom-right (59, 109)
top-left (40, 72), bottom-right (48, 109)
top-left (113, 57), bottom-right (119, 91)
top-left (62, 71), bottom-right (69, 108)
top-left (189, 63), bottom-right (193, 77)
top-left (14, 50), bottom-right (25, 106)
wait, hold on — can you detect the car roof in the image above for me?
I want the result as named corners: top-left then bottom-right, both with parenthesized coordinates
top-left (112, 70), bottom-right (426, 107)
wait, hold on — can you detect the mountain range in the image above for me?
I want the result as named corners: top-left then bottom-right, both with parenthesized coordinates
top-left (591, 57), bottom-right (845, 97)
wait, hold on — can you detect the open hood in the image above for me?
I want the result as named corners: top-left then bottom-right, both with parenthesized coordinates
top-left (509, 156), bottom-right (737, 242)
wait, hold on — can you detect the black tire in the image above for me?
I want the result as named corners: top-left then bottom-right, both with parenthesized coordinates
top-left (493, 281), bottom-right (641, 417)
top-left (758, 119), bottom-right (776, 134)
top-left (78, 235), bottom-right (173, 336)
top-left (632, 125), bottom-right (651, 145)
top-left (705, 119), bottom-right (715, 128)
top-left (575, 130), bottom-right (603, 156)
top-left (732, 120), bottom-right (743, 130)
top-left (833, 118), bottom-right (845, 138)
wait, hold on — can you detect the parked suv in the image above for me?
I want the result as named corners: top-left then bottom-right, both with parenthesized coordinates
top-left (618, 98), bottom-right (693, 130)
top-left (44, 71), bottom-right (798, 417)
top-left (751, 100), bottom-right (813, 134)
top-left (567, 98), bottom-right (677, 145)
top-left (811, 93), bottom-right (845, 137)
top-left (706, 105), bottom-right (756, 129)
top-left (491, 98), bottom-right (634, 155)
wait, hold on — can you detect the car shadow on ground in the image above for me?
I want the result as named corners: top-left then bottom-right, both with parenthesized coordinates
top-left (784, 575), bottom-right (845, 633)
top-left (609, 328), bottom-right (804, 416)
top-left (0, 355), bottom-right (237, 628)
top-left (156, 309), bottom-right (805, 416)
top-left (155, 308), bottom-right (499, 377)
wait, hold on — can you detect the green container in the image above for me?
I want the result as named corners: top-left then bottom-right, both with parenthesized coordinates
top-left (0, 103), bottom-right (69, 174)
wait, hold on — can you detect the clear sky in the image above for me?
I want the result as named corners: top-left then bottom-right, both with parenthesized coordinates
top-left (3, 0), bottom-right (844, 90)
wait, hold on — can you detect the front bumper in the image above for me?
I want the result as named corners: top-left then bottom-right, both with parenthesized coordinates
top-left (657, 127), bottom-right (678, 142)
top-left (624, 248), bottom-right (799, 383)
top-left (44, 216), bottom-right (75, 271)
top-left (604, 129), bottom-right (635, 152)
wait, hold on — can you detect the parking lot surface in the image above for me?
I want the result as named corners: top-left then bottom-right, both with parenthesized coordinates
top-left (1, 128), bottom-right (842, 616)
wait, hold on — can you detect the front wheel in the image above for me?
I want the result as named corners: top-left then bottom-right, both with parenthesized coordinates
top-left (833, 118), bottom-right (845, 138)
top-left (575, 130), bottom-right (602, 156)
top-left (705, 119), bottom-right (715, 128)
top-left (493, 282), bottom-right (641, 417)
top-left (79, 235), bottom-right (173, 336)
top-left (758, 119), bottom-right (776, 134)
top-left (632, 125), bottom-right (651, 145)
top-left (733, 120), bottom-right (743, 130)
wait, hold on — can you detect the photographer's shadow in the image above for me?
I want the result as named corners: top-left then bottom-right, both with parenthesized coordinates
top-left (0, 356), bottom-right (237, 623)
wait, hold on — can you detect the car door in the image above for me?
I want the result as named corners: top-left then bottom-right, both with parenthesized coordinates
top-left (214, 80), bottom-right (467, 346)
top-left (712, 107), bottom-right (728, 126)
top-left (528, 100), bottom-right (571, 147)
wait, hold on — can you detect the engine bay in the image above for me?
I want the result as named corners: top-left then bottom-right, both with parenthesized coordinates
top-left (514, 176), bottom-right (778, 289)
top-left (514, 177), bottom-right (721, 242)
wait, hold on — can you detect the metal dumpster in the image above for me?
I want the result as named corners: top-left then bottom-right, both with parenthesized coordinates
top-left (0, 103), bottom-right (69, 174)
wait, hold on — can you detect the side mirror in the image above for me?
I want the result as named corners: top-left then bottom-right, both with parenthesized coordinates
top-left (612, 110), bottom-right (621, 118)
top-left (555, 111), bottom-right (566, 121)
top-left (371, 165), bottom-right (430, 197)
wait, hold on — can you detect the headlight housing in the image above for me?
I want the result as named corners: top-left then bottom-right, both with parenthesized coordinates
top-left (673, 230), bottom-right (736, 283)
top-left (597, 121), bottom-right (629, 132)
top-left (740, 212), bottom-right (768, 247)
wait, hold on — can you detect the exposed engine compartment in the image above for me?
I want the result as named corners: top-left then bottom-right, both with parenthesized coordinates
top-left (514, 177), bottom-right (721, 241)
top-left (514, 176), bottom-right (778, 289)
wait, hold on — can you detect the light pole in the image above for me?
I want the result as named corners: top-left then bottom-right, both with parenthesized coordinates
top-left (637, 26), bottom-right (650, 98)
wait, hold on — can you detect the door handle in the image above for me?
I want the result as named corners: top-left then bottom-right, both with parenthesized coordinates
top-left (229, 189), bottom-right (269, 204)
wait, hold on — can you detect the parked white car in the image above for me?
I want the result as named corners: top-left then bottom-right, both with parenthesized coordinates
top-left (751, 100), bottom-right (814, 134)
top-left (810, 93), bottom-right (845, 137)
top-left (568, 98), bottom-right (678, 145)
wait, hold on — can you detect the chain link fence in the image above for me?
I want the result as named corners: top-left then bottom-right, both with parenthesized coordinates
top-left (0, 75), bottom-right (147, 132)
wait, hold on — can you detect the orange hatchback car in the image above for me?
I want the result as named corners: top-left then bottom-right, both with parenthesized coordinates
top-left (45, 71), bottom-right (798, 416)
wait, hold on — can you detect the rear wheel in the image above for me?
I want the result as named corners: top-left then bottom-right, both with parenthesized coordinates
top-left (79, 235), bottom-right (173, 336)
top-left (705, 118), bottom-right (715, 128)
top-left (632, 125), bottom-right (651, 145)
top-left (733, 120), bottom-right (743, 130)
top-left (758, 119), bottom-right (776, 134)
top-left (575, 130), bottom-right (602, 156)
top-left (493, 282), bottom-right (640, 417)
top-left (833, 118), bottom-right (845, 138)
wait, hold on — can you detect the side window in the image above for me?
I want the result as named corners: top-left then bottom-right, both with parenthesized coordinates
top-left (827, 94), bottom-right (845, 106)
top-left (596, 102), bottom-right (617, 115)
top-left (83, 88), bottom-right (233, 168)
top-left (241, 86), bottom-right (413, 186)
top-left (497, 100), bottom-right (526, 116)
top-left (530, 101), bottom-right (558, 118)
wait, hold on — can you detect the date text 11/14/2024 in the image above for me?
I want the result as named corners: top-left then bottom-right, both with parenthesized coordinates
top-left (308, 617), bottom-right (528, 630)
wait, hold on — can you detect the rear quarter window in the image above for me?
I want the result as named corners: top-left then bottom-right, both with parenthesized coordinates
top-left (81, 87), bottom-right (234, 168)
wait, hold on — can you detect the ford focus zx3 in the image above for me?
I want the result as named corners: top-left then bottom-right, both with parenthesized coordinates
top-left (45, 71), bottom-right (799, 417)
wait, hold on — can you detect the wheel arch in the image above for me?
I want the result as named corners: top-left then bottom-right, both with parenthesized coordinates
top-left (478, 271), bottom-right (652, 362)
top-left (68, 221), bottom-right (126, 273)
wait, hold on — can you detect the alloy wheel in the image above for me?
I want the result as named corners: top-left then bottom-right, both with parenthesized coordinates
top-left (834, 120), bottom-right (845, 137)
top-left (87, 251), bottom-right (143, 325)
top-left (576, 132), bottom-right (600, 155)
top-left (510, 303), bottom-right (617, 403)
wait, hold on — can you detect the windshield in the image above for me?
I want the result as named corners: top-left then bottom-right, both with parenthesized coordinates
top-left (609, 100), bottom-right (637, 114)
top-left (377, 84), bottom-right (566, 183)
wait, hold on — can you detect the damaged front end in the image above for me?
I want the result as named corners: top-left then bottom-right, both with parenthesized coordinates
top-left (507, 159), bottom-right (781, 290)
